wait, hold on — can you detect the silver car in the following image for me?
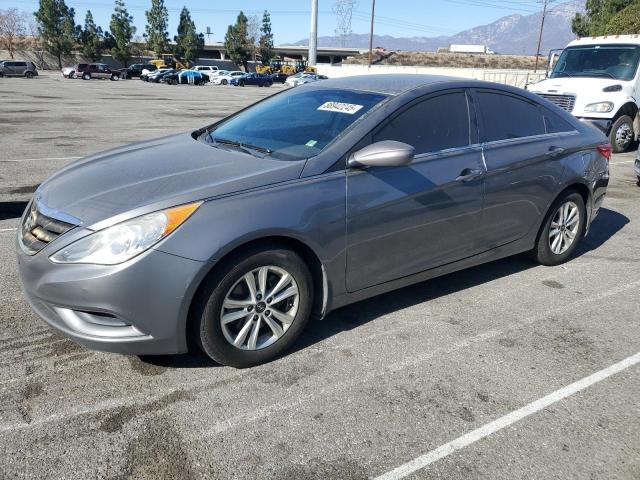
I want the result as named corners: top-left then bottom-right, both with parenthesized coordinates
top-left (17, 75), bottom-right (610, 367)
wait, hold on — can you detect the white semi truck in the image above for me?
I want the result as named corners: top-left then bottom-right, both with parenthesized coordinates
top-left (448, 44), bottom-right (495, 54)
top-left (528, 35), bottom-right (640, 152)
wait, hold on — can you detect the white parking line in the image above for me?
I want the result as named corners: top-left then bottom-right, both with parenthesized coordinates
top-left (1, 156), bottom-right (81, 163)
top-left (373, 351), bottom-right (640, 480)
top-left (609, 160), bottom-right (635, 165)
top-left (0, 228), bottom-right (17, 232)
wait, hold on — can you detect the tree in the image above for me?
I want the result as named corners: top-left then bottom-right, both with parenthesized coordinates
top-left (80, 10), bottom-right (103, 61)
top-left (27, 17), bottom-right (47, 68)
top-left (34, 0), bottom-right (79, 69)
top-left (224, 11), bottom-right (251, 71)
top-left (145, 0), bottom-right (169, 57)
top-left (246, 14), bottom-right (260, 61)
top-left (605, 1), bottom-right (640, 34)
top-left (259, 10), bottom-right (274, 65)
top-left (572, 0), bottom-right (635, 36)
top-left (110, 0), bottom-right (136, 67)
top-left (174, 6), bottom-right (204, 65)
top-left (0, 8), bottom-right (27, 59)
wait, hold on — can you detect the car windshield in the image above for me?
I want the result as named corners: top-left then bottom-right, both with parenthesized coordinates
top-left (551, 45), bottom-right (640, 81)
top-left (203, 88), bottom-right (387, 161)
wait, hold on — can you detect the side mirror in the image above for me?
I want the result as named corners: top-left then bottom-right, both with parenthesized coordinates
top-left (349, 140), bottom-right (415, 168)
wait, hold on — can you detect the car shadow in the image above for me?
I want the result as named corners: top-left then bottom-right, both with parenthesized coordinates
top-left (0, 201), bottom-right (29, 220)
top-left (137, 207), bottom-right (627, 369)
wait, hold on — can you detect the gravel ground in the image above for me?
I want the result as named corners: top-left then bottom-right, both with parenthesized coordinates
top-left (0, 73), bottom-right (639, 480)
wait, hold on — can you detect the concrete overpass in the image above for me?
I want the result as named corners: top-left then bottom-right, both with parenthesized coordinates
top-left (200, 43), bottom-right (364, 64)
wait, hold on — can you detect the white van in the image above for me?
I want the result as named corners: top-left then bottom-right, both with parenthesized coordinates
top-left (528, 35), bottom-right (640, 152)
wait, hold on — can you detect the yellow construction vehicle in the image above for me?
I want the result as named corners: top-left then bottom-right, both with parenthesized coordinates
top-left (256, 59), bottom-right (298, 76)
top-left (295, 60), bottom-right (316, 73)
top-left (149, 54), bottom-right (188, 70)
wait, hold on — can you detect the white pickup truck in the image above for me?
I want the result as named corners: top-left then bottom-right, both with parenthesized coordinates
top-left (528, 35), bottom-right (640, 152)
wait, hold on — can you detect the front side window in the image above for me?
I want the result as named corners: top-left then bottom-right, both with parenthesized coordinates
top-left (551, 45), bottom-right (640, 81)
top-left (204, 89), bottom-right (387, 161)
top-left (476, 91), bottom-right (545, 142)
top-left (373, 92), bottom-right (471, 154)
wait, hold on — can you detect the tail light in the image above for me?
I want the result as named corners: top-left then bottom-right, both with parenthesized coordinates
top-left (596, 143), bottom-right (612, 161)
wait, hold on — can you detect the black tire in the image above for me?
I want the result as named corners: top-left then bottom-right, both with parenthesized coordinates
top-left (608, 115), bottom-right (634, 153)
top-left (110, 74), bottom-right (119, 81)
top-left (532, 191), bottom-right (586, 266)
top-left (240, 81), bottom-right (245, 87)
top-left (82, 73), bottom-right (91, 80)
top-left (25, 71), bottom-right (34, 78)
top-left (196, 247), bottom-right (314, 368)
top-left (221, 79), bottom-right (228, 85)
top-left (69, 71), bottom-right (76, 79)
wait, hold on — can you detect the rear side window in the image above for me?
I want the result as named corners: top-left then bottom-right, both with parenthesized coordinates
top-left (373, 92), bottom-right (471, 154)
top-left (476, 91), bottom-right (545, 142)
top-left (541, 106), bottom-right (575, 134)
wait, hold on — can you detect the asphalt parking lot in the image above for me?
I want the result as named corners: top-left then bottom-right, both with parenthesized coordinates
top-left (0, 73), bottom-right (639, 480)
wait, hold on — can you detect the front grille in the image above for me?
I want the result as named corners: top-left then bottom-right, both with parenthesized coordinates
top-left (536, 93), bottom-right (576, 113)
top-left (21, 203), bottom-right (75, 254)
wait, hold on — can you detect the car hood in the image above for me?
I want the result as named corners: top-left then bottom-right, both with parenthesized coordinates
top-left (36, 133), bottom-right (305, 227)
top-left (529, 76), bottom-right (631, 94)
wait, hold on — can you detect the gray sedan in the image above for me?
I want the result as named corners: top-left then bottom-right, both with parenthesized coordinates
top-left (17, 75), bottom-right (610, 367)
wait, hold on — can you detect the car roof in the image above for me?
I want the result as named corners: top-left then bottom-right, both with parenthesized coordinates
top-left (314, 74), bottom-right (467, 95)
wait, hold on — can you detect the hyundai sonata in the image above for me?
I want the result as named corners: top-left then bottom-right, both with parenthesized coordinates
top-left (17, 75), bottom-right (610, 367)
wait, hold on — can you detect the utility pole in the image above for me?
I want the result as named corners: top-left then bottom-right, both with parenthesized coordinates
top-left (368, 0), bottom-right (376, 67)
top-left (309, 0), bottom-right (318, 66)
top-left (534, 0), bottom-right (548, 73)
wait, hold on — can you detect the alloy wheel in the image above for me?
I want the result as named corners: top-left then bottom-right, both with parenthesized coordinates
top-left (220, 266), bottom-right (299, 350)
top-left (615, 122), bottom-right (633, 151)
top-left (548, 200), bottom-right (580, 255)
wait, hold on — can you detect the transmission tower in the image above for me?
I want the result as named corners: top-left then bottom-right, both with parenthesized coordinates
top-left (333, 0), bottom-right (358, 47)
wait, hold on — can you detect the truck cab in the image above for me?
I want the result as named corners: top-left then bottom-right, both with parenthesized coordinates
top-left (528, 35), bottom-right (640, 152)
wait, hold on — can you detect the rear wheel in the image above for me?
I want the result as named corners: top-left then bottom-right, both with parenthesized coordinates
top-left (25, 71), bottom-right (34, 78)
top-left (221, 79), bottom-right (228, 85)
top-left (110, 74), bottom-right (119, 81)
top-left (240, 81), bottom-right (245, 87)
top-left (532, 191), bottom-right (586, 266)
top-left (196, 248), bottom-right (313, 368)
top-left (609, 115), bottom-right (634, 153)
top-left (82, 73), bottom-right (91, 80)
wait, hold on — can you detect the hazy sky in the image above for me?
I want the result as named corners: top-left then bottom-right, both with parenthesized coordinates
top-left (4, 0), bottom-right (557, 44)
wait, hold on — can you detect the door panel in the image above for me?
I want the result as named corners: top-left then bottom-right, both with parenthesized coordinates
top-left (346, 148), bottom-right (484, 292)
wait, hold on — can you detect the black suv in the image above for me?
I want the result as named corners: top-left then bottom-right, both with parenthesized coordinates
top-left (0, 60), bottom-right (38, 78)
top-left (120, 63), bottom-right (157, 79)
top-left (77, 63), bottom-right (121, 81)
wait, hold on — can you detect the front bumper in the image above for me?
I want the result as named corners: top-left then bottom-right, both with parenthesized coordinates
top-left (17, 240), bottom-right (207, 355)
top-left (578, 117), bottom-right (612, 135)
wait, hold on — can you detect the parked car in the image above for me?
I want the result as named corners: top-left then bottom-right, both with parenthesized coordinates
top-left (163, 69), bottom-right (208, 85)
top-left (16, 75), bottom-right (610, 368)
top-left (141, 68), bottom-right (169, 82)
top-left (120, 63), bottom-right (157, 79)
top-left (212, 71), bottom-right (245, 85)
top-left (284, 72), bottom-right (305, 87)
top-left (230, 72), bottom-right (273, 87)
top-left (148, 69), bottom-right (179, 83)
top-left (61, 63), bottom-right (88, 79)
top-left (78, 63), bottom-right (120, 81)
top-left (270, 72), bottom-right (289, 84)
top-left (286, 73), bottom-right (328, 87)
top-left (0, 60), bottom-right (38, 78)
top-left (192, 65), bottom-right (219, 75)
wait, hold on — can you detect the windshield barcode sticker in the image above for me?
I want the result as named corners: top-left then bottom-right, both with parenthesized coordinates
top-left (318, 102), bottom-right (364, 114)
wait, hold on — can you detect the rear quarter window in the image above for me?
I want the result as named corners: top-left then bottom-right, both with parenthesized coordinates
top-left (476, 91), bottom-right (546, 142)
top-left (541, 106), bottom-right (575, 134)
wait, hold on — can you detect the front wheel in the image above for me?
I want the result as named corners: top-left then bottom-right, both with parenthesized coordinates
top-left (25, 71), bottom-right (34, 78)
top-left (110, 74), bottom-right (120, 81)
top-left (69, 71), bottom-right (76, 79)
top-left (196, 248), bottom-right (313, 368)
top-left (221, 79), bottom-right (228, 85)
top-left (609, 115), bottom-right (634, 153)
top-left (82, 73), bottom-right (91, 80)
top-left (531, 191), bottom-right (586, 266)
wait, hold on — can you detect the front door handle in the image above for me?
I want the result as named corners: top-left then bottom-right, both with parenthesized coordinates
top-left (456, 168), bottom-right (484, 183)
top-left (548, 145), bottom-right (565, 157)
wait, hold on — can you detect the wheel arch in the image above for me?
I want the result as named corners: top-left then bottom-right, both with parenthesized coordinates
top-left (535, 182), bottom-right (592, 245)
top-left (184, 235), bottom-right (327, 351)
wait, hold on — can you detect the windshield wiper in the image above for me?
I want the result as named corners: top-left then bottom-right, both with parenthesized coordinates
top-left (208, 135), bottom-right (272, 157)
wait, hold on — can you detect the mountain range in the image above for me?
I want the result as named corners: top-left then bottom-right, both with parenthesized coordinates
top-left (293, 1), bottom-right (584, 55)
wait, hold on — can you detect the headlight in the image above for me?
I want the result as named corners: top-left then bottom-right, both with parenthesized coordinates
top-left (584, 101), bottom-right (614, 113)
top-left (50, 202), bottom-right (201, 265)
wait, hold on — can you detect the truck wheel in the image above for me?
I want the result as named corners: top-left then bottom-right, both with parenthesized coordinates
top-left (82, 73), bottom-right (91, 80)
top-left (609, 115), bottom-right (634, 153)
top-left (110, 74), bottom-right (120, 81)
top-left (69, 71), bottom-right (76, 79)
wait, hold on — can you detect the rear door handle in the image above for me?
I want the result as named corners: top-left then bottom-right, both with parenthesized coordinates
top-left (456, 168), bottom-right (484, 183)
top-left (548, 146), bottom-right (565, 157)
